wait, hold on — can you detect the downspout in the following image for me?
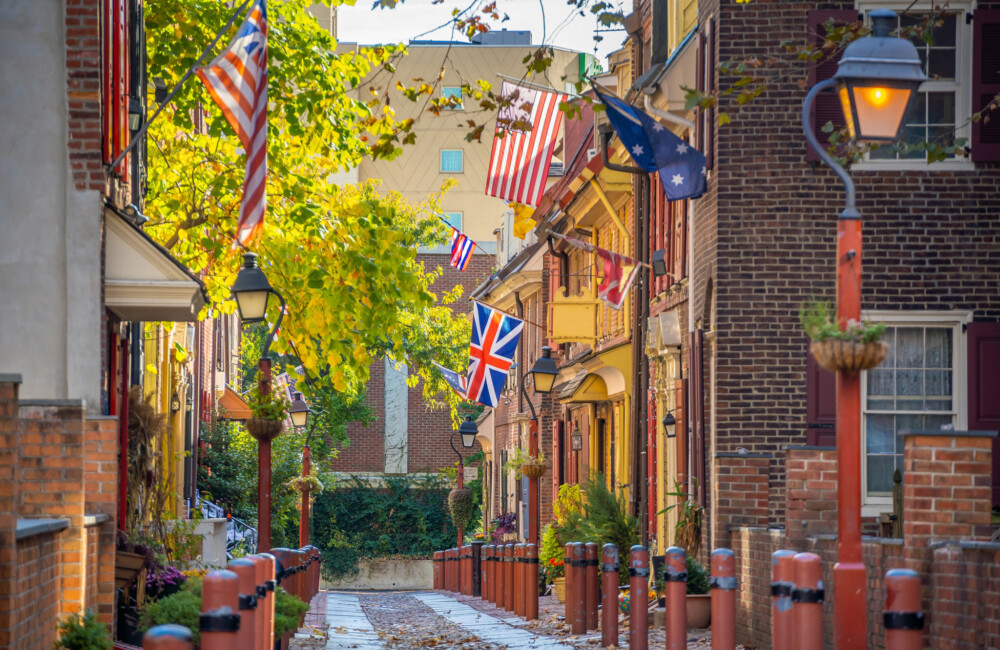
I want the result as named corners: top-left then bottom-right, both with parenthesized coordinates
top-left (515, 292), bottom-right (524, 415)
top-left (546, 236), bottom-right (570, 298)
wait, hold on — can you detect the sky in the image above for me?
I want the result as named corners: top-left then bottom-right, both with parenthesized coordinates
top-left (334, 0), bottom-right (626, 66)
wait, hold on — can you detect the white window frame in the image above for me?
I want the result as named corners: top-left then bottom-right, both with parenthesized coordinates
top-left (860, 309), bottom-right (971, 514)
top-left (440, 149), bottom-right (464, 173)
top-left (853, 0), bottom-right (975, 172)
top-left (441, 86), bottom-right (463, 110)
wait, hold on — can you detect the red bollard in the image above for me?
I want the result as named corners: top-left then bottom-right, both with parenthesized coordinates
top-left (227, 558), bottom-right (257, 649)
top-left (200, 570), bottom-right (240, 650)
top-left (258, 553), bottom-right (277, 650)
top-left (433, 551), bottom-right (442, 590)
top-left (247, 555), bottom-right (266, 648)
top-left (493, 544), bottom-right (504, 606)
top-left (143, 624), bottom-right (194, 650)
top-left (771, 550), bottom-right (796, 650)
top-left (792, 553), bottom-right (824, 650)
top-left (504, 544), bottom-right (515, 612)
top-left (628, 545), bottom-right (649, 650)
top-left (601, 544), bottom-right (620, 649)
top-left (449, 548), bottom-right (459, 593)
top-left (884, 568), bottom-right (923, 650)
top-left (570, 543), bottom-right (587, 635)
top-left (584, 542), bottom-right (599, 631)
top-left (526, 543), bottom-right (539, 621)
top-left (482, 545), bottom-right (491, 601)
top-left (564, 543), bottom-right (575, 624)
top-left (514, 543), bottom-right (525, 617)
top-left (464, 545), bottom-right (472, 596)
top-left (664, 546), bottom-right (687, 650)
top-left (711, 549), bottom-right (736, 650)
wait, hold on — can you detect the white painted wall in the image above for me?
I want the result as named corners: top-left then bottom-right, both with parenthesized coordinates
top-left (0, 1), bottom-right (102, 411)
top-left (383, 358), bottom-right (408, 474)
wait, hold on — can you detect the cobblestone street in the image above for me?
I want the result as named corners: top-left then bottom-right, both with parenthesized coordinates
top-left (291, 591), bottom-right (724, 650)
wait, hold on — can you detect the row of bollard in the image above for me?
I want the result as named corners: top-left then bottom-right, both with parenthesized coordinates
top-left (436, 542), bottom-right (924, 650)
top-left (142, 546), bottom-right (322, 650)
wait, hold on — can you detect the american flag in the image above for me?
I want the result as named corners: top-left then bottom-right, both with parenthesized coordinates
top-left (485, 82), bottom-right (566, 207)
top-left (450, 228), bottom-right (476, 271)
top-left (466, 302), bottom-right (524, 408)
top-left (197, 0), bottom-right (268, 247)
top-left (433, 362), bottom-right (468, 399)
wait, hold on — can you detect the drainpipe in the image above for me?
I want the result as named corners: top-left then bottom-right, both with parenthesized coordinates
top-left (546, 236), bottom-right (570, 298)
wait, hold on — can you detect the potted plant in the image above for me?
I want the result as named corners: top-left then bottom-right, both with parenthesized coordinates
top-left (685, 555), bottom-right (712, 629)
top-left (448, 486), bottom-right (474, 532)
top-left (245, 385), bottom-right (289, 442)
top-left (286, 473), bottom-right (324, 495)
top-left (503, 447), bottom-right (547, 479)
top-left (800, 301), bottom-right (888, 373)
top-left (662, 479), bottom-right (710, 628)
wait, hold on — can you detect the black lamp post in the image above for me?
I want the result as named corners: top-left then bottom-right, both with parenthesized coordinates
top-left (230, 252), bottom-right (287, 551)
top-left (662, 411), bottom-right (676, 439)
top-left (451, 415), bottom-right (479, 546)
top-left (801, 10), bottom-right (925, 647)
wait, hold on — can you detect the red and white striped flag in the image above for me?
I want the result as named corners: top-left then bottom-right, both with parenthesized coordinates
top-left (485, 82), bottom-right (565, 207)
top-left (450, 228), bottom-right (476, 271)
top-left (197, 0), bottom-right (268, 247)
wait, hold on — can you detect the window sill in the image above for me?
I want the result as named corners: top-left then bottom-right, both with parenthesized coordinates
top-left (861, 504), bottom-right (892, 518)
top-left (852, 159), bottom-right (975, 173)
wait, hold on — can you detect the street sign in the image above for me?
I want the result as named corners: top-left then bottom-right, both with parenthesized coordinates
top-left (463, 466), bottom-right (478, 482)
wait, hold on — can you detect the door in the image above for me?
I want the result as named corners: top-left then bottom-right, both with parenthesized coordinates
top-left (967, 322), bottom-right (1000, 506)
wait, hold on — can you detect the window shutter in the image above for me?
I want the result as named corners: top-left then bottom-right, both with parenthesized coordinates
top-left (689, 330), bottom-right (706, 505)
top-left (695, 30), bottom-right (705, 157)
top-left (972, 10), bottom-right (1000, 163)
top-left (806, 10), bottom-right (859, 162)
top-left (552, 420), bottom-right (563, 504)
top-left (806, 347), bottom-right (837, 447)
top-left (674, 378), bottom-right (688, 491)
top-left (102, 0), bottom-right (114, 163)
top-left (967, 322), bottom-right (1000, 507)
top-left (672, 200), bottom-right (687, 281)
top-left (704, 17), bottom-right (716, 170)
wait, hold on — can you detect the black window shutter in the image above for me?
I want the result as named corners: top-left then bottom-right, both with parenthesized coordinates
top-left (967, 322), bottom-right (1000, 507)
top-left (806, 10), bottom-right (860, 162)
top-left (805, 346), bottom-right (837, 447)
top-left (972, 10), bottom-right (1000, 163)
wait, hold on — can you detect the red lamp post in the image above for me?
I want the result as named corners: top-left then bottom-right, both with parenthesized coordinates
top-left (231, 252), bottom-right (286, 552)
top-left (515, 346), bottom-right (559, 546)
top-left (801, 10), bottom-right (925, 648)
top-left (451, 415), bottom-right (479, 547)
top-left (289, 392), bottom-right (313, 548)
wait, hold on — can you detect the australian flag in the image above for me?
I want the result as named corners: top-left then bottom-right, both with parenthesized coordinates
top-left (593, 86), bottom-right (706, 201)
top-left (466, 302), bottom-right (524, 408)
top-left (433, 362), bottom-right (468, 400)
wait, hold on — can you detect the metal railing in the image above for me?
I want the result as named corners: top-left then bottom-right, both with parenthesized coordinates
top-left (194, 491), bottom-right (258, 557)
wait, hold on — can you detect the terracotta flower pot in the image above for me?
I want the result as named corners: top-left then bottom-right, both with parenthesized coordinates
top-left (552, 576), bottom-right (566, 603)
top-left (246, 417), bottom-right (283, 442)
top-left (686, 593), bottom-right (711, 629)
top-left (810, 339), bottom-right (889, 374)
top-left (521, 462), bottom-right (546, 479)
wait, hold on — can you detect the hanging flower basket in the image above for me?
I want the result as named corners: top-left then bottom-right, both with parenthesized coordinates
top-left (286, 474), bottom-right (324, 495)
top-left (810, 339), bottom-right (889, 374)
top-left (246, 417), bottom-right (283, 442)
top-left (521, 462), bottom-right (547, 479)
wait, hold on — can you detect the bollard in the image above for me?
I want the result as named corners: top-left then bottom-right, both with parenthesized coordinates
top-left (433, 551), bottom-right (442, 590)
top-left (227, 558), bottom-right (257, 650)
top-left (710, 549), bottom-right (737, 650)
top-left (291, 549), bottom-right (306, 602)
top-left (449, 548), bottom-right (459, 593)
top-left (504, 544), bottom-right (515, 612)
top-left (442, 549), bottom-right (450, 592)
top-left (258, 553), bottom-right (278, 650)
top-left (884, 569), bottom-right (923, 650)
top-left (526, 543), bottom-right (539, 620)
top-left (494, 544), bottom-right (504, 606)
top-left (564, 543), bottom-right (576, 630)
top-left (464, 545), bottom-right (473, 596)
top-left (514, 543), bottom-right (525, 617)
top-left (200, 570), bottom-right (240, 650)
top-left (792, 553), bottom-right (824, 650)
top-left (584, 542), bottom-right (599, 631)
top-left (664, 546), bottom-right (687, 650)
top-left (601, 544), bottom-right (620, 648)
top-left (472, 540), bottom-right (484, 598)
top-left (628, 545), bottom-right (649, 650)
top-left (248, 555), bottom-right (268, 647)
top-left (570, 543), bottom-right (587, 635)
top-left (771, 550), bottom-right (796, 650)
top-left (484, 546), bottom-right (494, 603)
top-left (143, 624), bottom-right (194, 650)
top-left (459, 546), bottom-right (467, 595)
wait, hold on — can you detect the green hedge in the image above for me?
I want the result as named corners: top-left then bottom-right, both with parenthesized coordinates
top-left (311, 475), bottom-right (459, 580)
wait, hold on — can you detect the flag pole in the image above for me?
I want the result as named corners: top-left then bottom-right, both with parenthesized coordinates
top-left (546, 230), bottom-right (654, 271)
top-left (108, 0), bottom-right (254, 171)
top-left (472, 299), bottom-right (546, 332)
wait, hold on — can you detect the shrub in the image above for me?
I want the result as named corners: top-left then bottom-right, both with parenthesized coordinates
top-left (140, 577), bottom-right (202, 642)
top-left (55, 610), bottom-right (112, 650)
top-left (559, 473), bottom-right (639, 585)
top-left (275, 588), bottom-right (310, 637)
top-left (686, 555), bottom-right (710, 595)
top-left (448, 487), bottom-right (474, 530)
top-left (539, 524), bottom-right (563, 582)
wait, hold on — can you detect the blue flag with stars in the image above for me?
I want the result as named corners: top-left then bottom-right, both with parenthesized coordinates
top-left (593, 86), bottom-right (706, 201)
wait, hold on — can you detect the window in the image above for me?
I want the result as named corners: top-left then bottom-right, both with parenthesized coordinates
top-left (862, 312), bottom-right (969, 502)
top-left (442, 212), bottom-right (462, 230)
top-left (858, 3), bottom-right (972, 166)
top-left (441, 86), bottom-right (463, 110)
top-left (440, 149), bottom-right (464, 173)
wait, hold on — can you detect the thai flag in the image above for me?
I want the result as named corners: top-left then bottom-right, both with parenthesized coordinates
top-left (450, 228), bottom-right (476, 271)
top-left (197, 0), bottom-right (268, 246)
top-left (433, 363), bottom-right (468, 399)
top-left (465, 302), bottom-right (524, 408)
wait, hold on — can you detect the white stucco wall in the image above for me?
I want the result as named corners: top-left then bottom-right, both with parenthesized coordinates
top-left (383, 358), bottom-right (408, 474)
top-left (0, 1), bottom-right (102, 411)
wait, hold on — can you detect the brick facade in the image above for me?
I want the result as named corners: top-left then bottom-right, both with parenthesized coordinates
top-left (66, 0), bottom-right (104, 193)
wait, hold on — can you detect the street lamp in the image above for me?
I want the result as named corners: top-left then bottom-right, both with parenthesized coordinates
top-left (570, 424), bottom-right (583, 452)
top-left (231, 252), bottom-right (287, 552)
top-left (801, 10), bottom-right (925, 649)
top-left (662, 411), bottom-right (676, 438)
top-left (451, 415), bottom-right (479, 546)
top-left (289, 392), bottom-right (310, 429)
top-left (289, 391), bottom-right (317, 548)
top-left (528, 346), bottom-right (559, 394)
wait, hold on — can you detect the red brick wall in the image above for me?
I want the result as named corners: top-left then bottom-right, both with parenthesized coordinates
top-left (338, 360), bottom-right (385, 473)
top-left (0, 378), bottom-right (21, 647)
top-left (703, 0), bottom-right (1000, 521)
top-left (13, 531), bottom-right (64, 650)
top-left (785, 447), bottom-right (838, 545)
top-left (714, 453), bottom-right (771, 531)
top-left (66, 0), bottom-right (103, 192)
top-left (930, 543), bottom-right (1000, 648)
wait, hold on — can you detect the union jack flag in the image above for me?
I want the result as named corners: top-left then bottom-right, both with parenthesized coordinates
top-left (465, 302), bottom-right (524, 408)
top-left (433, 362), bottom-right (468, 399)
top-left (197, 0), bottom-right (268, 247)
top-left (450, 228), bottom-right (476, 271)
